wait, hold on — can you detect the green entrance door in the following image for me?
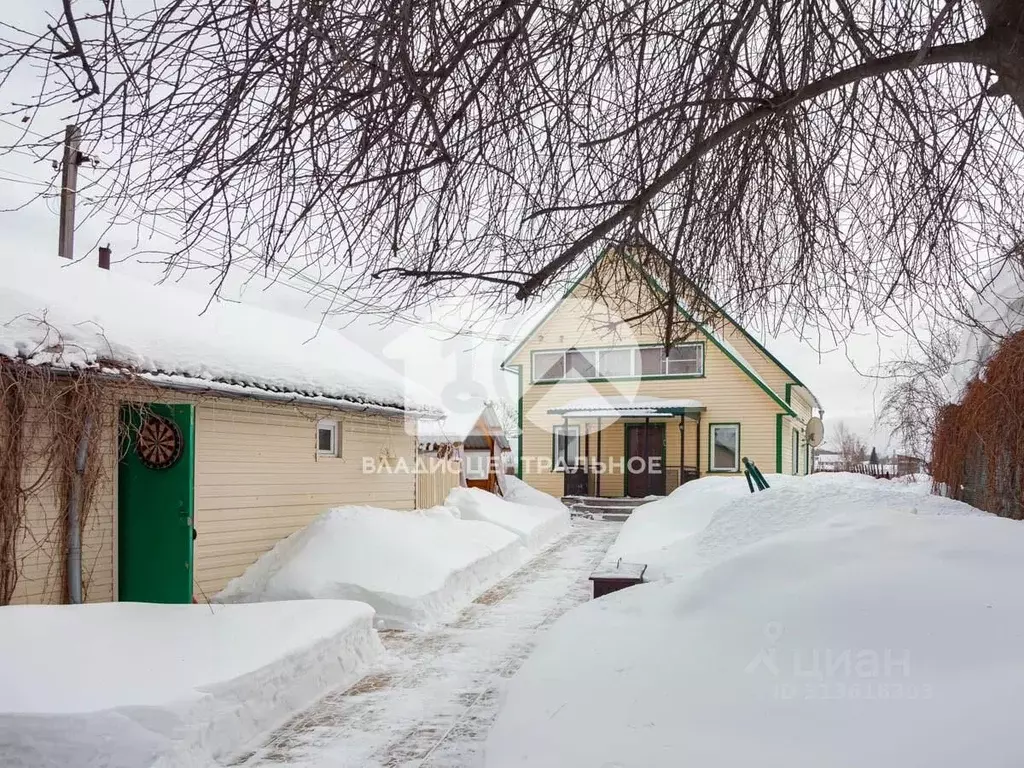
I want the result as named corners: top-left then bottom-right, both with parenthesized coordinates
top-left (118, 403), bottom-right (195, 603)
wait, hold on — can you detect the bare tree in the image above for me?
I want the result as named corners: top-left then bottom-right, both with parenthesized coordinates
top-left (489, 398), bottom-right (519, 440)
top-left (833, 420), bottom-right (869, 469)
top-left (879, 324), bottom-right (960, 459)
top-left (2, 2), bottom-right (1024, 339)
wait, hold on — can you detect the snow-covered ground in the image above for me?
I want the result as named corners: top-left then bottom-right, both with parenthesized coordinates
top-left (0, 601), bottom-right (382, 768)
top-left (446, 486), bottom-right (570, 550)
top-left (609, 472), bottom-right (978, 579)
top-left (230, 520), bottom-right (620, 767)
top-left (500, 475), bottom-right (571, 512)
top-left (216, 505), bottom-right (527, 630)
top-left (484, 474), bottom-right (1023, 768)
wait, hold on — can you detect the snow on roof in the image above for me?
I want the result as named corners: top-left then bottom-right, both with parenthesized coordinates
top-left (417, 399), bottom-right (511, 449)
top-left (0, 254), bottom-right (441, 415)
top-left (944, 261), bottom-right (1024, 401)
top-left (549, 395), bottom-right (704, 417)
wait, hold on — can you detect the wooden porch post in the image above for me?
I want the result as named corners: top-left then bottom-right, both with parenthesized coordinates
top-left (596, 416), bottom-right (602, 497)
top-left (679, 414), bottom-right (685, 487)
top-left (695, 412), bottom-right (701, 475)
top-left (643, 415), bottom-right (650, 496)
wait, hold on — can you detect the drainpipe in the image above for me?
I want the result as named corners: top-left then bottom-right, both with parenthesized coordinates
top-left (67, 414), bottom-right (92, 604)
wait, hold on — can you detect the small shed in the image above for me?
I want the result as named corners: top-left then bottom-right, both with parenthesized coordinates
top-left (417, 401), bottom-right (513, 506)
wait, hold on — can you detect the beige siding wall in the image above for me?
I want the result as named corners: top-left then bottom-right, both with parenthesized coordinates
top-left (8, 381), bottom-right (416, 605)
top-left (8, 393), bottom-right (117, 605)
top-left (192, 399), bottom-right (415, 598)
top-left (415, 449), bottom-right (462, 508)
top-left (511, 256), bottom-right (799, 497)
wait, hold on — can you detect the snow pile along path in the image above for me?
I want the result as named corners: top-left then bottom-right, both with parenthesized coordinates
top-left (216, 505), bottom-right (525, 629)
top-left (0, 601), bottom-right (382, 768)
top-left (447, 485), bottom-right (570, 551)
top-left (501, 475), bottom-right (571, 513)
top-left (485, 476), bottom-right (1018, 768)
top-left (610, 472), bottom-right (981, 579)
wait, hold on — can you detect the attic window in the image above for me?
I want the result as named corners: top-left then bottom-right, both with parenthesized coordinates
top-left (317, 419), bottom-right (340, 457)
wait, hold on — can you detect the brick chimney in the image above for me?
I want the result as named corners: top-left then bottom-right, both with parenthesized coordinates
top-left (98, 243), bottom-right (111, 270)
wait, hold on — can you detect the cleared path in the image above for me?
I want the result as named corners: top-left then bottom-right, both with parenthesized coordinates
top-left (229, 519), bottom-right (620, 768)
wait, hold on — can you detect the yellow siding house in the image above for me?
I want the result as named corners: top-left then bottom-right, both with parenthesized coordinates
top-left (502, 250), bottom-right (821, 499)
top-left (0, 255), bottom-right (438, 606)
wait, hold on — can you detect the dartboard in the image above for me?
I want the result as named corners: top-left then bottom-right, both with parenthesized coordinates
top-left (136, 415), bottom-right (183, 470)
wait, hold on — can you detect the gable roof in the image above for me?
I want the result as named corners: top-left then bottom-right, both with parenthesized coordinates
top-left (0, 253), bottom-right (441, 416)
top-left (502, 249), bottom-right (814, 417)
top-left (417, 399), bottom-right (511, 450)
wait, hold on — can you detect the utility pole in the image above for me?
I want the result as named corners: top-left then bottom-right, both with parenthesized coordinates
top-left (57, 124), bottom-right (84, 260)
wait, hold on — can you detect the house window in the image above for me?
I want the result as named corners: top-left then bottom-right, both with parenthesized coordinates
top-left (565, 349), bottom-right (597, 379)
top-left (665, 344), bottom-right (703, 375)
top-left (317, 419), bottom-right (339, 457)
top-left (533, 344), bottom-right (703, 382)
top-left (552, 425), bottom-right (580, 469)
top-left (464, 449), bottom-right (491, 480)
top-left (710, 424), bottom-right (740, 472)
top-left (792, 428), bottom-right (800, 474)
top-left (635, 347), bottom-right (664, 376)
top-left (598, 348), bottom-right (633, 378)
top-left (534, 351), bottom-right (565, 381)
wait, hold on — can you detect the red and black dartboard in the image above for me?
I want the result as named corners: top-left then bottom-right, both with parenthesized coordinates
top-left (136, 415), bottom-right (184, 470)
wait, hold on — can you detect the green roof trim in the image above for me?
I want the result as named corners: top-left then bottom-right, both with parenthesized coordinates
top-left (501, 247), bottom-right (800, 419)
top-left (500, 247), bottom-right (610, 368)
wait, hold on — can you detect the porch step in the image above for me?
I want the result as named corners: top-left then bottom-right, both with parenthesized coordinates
top-left (561, 496), bottom-right (657, 521)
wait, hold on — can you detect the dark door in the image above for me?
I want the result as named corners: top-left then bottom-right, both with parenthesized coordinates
top-left (118, 403), bottom-right (195, 603)
top-left (626, 423), bottom-right (666, 497)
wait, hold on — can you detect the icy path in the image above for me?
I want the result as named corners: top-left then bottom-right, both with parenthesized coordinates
top-left (228, 519), bottom-right (620, 768)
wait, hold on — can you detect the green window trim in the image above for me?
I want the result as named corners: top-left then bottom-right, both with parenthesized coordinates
top-left (708, 422), bottom-right (741, 473)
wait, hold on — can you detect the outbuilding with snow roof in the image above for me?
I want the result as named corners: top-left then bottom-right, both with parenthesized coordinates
top-left (0, 251), bottom-right (440, 606)
top-left (416, 400), bottom-right (514, 507)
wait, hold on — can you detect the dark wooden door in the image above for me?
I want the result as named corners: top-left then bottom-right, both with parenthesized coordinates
top-left (626, 424), bottom-right (666, 497)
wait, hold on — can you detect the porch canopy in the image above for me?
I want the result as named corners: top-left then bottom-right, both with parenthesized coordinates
top-left (548, 396), bottom-right (706, 497)
top-left (548, 395), bottom-right (705, 419)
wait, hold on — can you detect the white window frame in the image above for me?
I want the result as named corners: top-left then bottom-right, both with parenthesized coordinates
top-left (533, 350), bottom-right (566, 382)
top-left (316, 419), bottom-right (340, 457)
top-left (709, 423), bottom-right (740, 473)
top-left (552, 425), bottom-right (581, 471)
top-left (665, 343), bottom-right (704, 376)
top-left (792, 428), bottom-right (800, 474)
top-left (531, 343), bottom-right (704, 382)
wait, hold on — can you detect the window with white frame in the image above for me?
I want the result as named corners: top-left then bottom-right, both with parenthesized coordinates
top-left (532, 344), bottom-right (703, 382)
top-left (534, 351), bottom-right (566, 381)
top-left (710, 424), bottom-right (740, 472)
top-left (565, 349), bottom-right (597, 379)
top-left (316, 419), bottom-right (340, 457)
top-left (552, 425), bottom-right (580, 469)
top-left (464, 449), bottom-right (491, 480)
top-left (666, 344), bottom-right (703, 375)
top-left (792, 428), bottom-right (800, 474)
top-left (635, 346), bottom-right (665, 376)
top-left (598, 347), bottom-right (633, 378)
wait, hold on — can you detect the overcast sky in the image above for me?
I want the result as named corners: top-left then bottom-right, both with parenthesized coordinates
top-left (0, 3), bottom-right (912, 454)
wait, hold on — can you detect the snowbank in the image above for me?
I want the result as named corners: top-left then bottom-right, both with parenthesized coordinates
top-left (485, 481), bottom-right (1021, 768)
top-left (0, 251), bottom-right (439, 414)
top-left (501, 475), bottom-right (570, 512)
top-left (0, 601), bottom-right (381, 768)
top-left (446, 486), bottom-right (570, 551)
top-left (609, 473), bottom-right (978, 579)
top-left (216, 505), bottom-right (525, 629)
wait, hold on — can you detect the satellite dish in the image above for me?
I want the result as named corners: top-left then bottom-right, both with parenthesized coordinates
top-left (806, 417), bottom-right (825, 448)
